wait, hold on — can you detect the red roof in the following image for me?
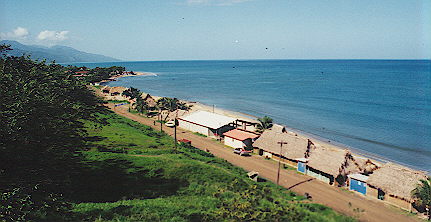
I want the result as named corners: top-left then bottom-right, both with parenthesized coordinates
top-left (72, 74), bottom-right (87, 77)
top-left (75, 71), bottom-right (89, 74)
top-left (223, 129), bottom-right (259, 141)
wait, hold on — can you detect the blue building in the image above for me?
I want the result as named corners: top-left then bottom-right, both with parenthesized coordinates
top-left (348, 174), bottom-right (369, 195)
top-left (296, 158), bottom-right (308, 174)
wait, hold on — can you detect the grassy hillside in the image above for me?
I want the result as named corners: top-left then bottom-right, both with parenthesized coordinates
top-left (70, 111), bottom-right (354, 221)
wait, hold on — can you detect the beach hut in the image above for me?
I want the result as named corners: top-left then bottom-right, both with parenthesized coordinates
top-left (141, 93), bottom-right (157, 109)
top-left (348, 173), bottom-right (369, 195)
top-left (223, 129), bottom-right (259, 149)
top-left (177, 110), bottom-right (236, 138)
top-left (252, 125), bottom-right (312, 167)
top-left (366, 163), bottom-right (428, 210)
top-left (306, 148), bottom-right (362, 186)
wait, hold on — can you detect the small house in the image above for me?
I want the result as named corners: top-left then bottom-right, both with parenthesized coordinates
top-left (223, 129), bottom-right (259, 149)
top-left (348, 173), bottom-right (369, 195)
top-left (177, 111), bottom-right (236, 139)
top-left (366, 163), bottom-right (428, 211)
top-left (306, 148), bottom-right (362, 186)
top-left (252, 125), bottom-right (313, 166)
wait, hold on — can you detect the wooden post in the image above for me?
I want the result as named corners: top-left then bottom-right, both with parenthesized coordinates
top-left (276, 141), bottom-right (288, 185)
top-left (174, 118), bottom-right (177, 150)
top-left (159, 109), bottom-right (163, 132)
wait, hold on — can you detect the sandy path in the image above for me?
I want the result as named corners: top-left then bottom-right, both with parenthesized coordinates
top-left (107, 104), bottom-right (420, 222)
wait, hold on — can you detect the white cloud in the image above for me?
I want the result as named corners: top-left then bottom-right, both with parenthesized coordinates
top-left (0, 27), bottom-right (29, 39)
top-left (187, 0), bottom-right (251, 6)
top-left (37, 30), bottom-right (69, 41)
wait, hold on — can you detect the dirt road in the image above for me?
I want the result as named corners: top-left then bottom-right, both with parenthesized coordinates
top-left (107, 104), bottom-right (420, 222)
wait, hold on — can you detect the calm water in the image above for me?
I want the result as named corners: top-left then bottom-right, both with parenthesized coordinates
top-left (70, 60), bottom-right (431, 171)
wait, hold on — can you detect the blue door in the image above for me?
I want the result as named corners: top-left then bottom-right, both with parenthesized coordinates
top-left (297, 162), bottom-right (306, 173)
top-left (350, 178), bottom-right (367, 194)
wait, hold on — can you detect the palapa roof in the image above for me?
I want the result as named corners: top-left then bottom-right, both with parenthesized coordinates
top-left (141, 93), bottom-right (157, 107)
top-left (253, 127), bottom-right (310, 160)
top-left (271, 124), bottom-right (287, 133)
top-left (367, 163), bottom-right (428, 200)
top-left (307, 148), bottom-right (361, 176)
top-left (348, 173), bottom-right (369, 182)
top-left (178, 110), bottom-right (236, 129)
top-left (223, 129), bottom-right (259, 141)
top-left (353, 156), bottom-right (380, 174)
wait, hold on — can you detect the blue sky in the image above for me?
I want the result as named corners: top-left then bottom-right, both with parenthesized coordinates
top-left (1, 0), bottom-right (430, 60)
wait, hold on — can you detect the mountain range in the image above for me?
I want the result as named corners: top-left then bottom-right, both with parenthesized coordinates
top-left (1, 40), bottom-right (120, 63)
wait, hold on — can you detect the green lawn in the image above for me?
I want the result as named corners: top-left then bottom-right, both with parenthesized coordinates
top-left (70, 111), bottom-right (355, 221)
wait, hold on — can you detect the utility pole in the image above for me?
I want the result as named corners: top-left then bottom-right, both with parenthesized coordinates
top-left (276, 141), bottom-right (288, 185)
top-left (159, 109), bottom-right (163, 132)
top-left (174, 118), bottom-right (178, 150)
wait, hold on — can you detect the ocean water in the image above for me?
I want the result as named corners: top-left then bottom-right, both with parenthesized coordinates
top-left (70, 60), bottom-right (431, 171)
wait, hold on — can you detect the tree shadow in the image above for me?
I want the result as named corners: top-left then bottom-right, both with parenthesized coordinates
top-left (287, 178), bottom-right (314, 190)
top-left (66, 157), bottom-right (188, 203)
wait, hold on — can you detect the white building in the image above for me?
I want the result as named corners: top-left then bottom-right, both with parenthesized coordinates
top-left (177, 111), bottom-right (236, 138)
top-left (223, 129), bottom-right (259, 149)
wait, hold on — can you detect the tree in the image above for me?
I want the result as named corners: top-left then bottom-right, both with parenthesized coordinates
top-left (135, 96), bottom-right (149, 114)
top-left (157, 97), bottom-right (191, 121)
top-left (0, 44), bottom-right (102, 220)
top-left (255, 116), bottom-right (273, 133)
top-left (412, 178), bottom-right (431, 220)
top-left (122, 87), bottom-right (141, 99)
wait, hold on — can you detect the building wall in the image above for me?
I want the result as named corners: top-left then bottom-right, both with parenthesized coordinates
top-left (297, 162), bottom-right (307, 173)
top-left (386, 195), bottom-right (411, 211)
top-left (283, 158), bottom-right (297, 167)
top-left (178, 120), bottom-right (209, 136)
top-left (366, 185), bottom-right (412, 211)
top-left (349, 178), bottom-right (367, 195)
top-left (306, 168), bottom-right (332, 184)
top-left (224, 137), bottom-right (245, 148)
top-left (366, 185), bottom-right (379, 199)
top-left (263, 151), bottom-right (272, 158)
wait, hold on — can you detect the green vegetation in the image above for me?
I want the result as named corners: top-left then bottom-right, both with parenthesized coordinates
top-left (67, 65), bottom-right (125, 83)
top-left (74, 112), bottom-right (354, 221)
top-left (256, 116), bottom-right (274, 133)
top-left (0, 44), bottom-right (355, 221)
top-left (411, 178), bottom-right (431, 219)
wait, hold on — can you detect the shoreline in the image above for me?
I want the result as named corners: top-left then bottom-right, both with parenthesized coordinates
top-left (103, 74), bottom-right (429, 175)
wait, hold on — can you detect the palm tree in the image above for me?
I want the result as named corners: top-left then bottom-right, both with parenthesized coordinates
top-left (135, 97), bottom-right (149, 114)
top-left (157, 97), bottom-right (191, 121)
top-left (255, 116), bottom-right (273, 133)
top-left (412, 178), bottom-right (431, 220)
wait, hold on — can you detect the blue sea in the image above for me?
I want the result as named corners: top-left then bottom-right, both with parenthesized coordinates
top-left (70, 60), bottom-right (431, 171)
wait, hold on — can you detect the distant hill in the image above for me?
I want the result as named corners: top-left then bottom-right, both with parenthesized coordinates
top-left (0, 40), bottom-right (120, 63)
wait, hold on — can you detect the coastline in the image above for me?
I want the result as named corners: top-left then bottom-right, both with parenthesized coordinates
top-left (102, 74), bottom-right (429, 175)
